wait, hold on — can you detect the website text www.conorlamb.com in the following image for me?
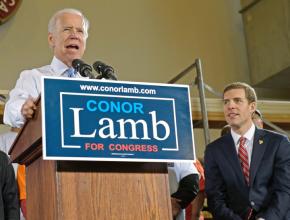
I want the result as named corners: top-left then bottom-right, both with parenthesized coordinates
top-left (79, 84), bottom-right (156, 95)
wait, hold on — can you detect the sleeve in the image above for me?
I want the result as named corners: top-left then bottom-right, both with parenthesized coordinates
top-left (171, 173), bottom-right (199, 209)
top-left (171, 162), bottom-right (199, 209)
top-left (4, 70), bottom-right (40, 128)
top-left (204, 145), bottom-right (242, 220)
top-left (1, 153), bottom-right (20, 219)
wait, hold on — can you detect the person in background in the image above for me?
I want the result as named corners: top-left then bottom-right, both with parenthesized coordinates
top-left (17, 165), bottom-right (26, 218)
top-left (185, 159), bottom-right (205, 220)
top-left (220, 124), bottom-right (231, 136)
top-left (0, 128), bottom-right (25, 219)
top-left (0, 138), bottom-right (20, 219)
top-left (204, 82), bottom-right (290, 219)
top-left (0, 127), bottom-right (19, 172)
top-left (188, 123), bottom-right (232, 220)
top-left (4, 8), bottom-right (89, 128)
top-left (169, 162), bottom-right (199, 220)
top-left (252, 109), bottom-right (263, 129)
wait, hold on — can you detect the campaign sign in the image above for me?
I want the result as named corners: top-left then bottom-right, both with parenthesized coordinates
top-left (42, 76), bottom-right (195, 162)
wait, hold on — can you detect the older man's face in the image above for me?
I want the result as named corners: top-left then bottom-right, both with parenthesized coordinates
top-left (48, 13), bottom-right (87, 67)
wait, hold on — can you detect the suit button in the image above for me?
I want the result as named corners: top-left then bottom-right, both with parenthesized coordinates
top-left (251, 201), bottom-right (255, 206)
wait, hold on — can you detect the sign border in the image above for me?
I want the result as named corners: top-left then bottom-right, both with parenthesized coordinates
top-left (41, 76), bottom-right (196, 162)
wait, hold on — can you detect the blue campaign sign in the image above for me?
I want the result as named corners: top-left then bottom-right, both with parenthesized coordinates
top-left (41, 76), bottom-right (195, 162)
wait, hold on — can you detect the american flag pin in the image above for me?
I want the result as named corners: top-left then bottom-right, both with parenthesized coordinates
top-left (259, 140), bottom-right (263, 144)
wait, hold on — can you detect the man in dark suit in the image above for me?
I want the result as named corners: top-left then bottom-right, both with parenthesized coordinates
top-left (204, 82), bottom-right (290, 220)
top-left (0, 151), bottom-right (19, 219)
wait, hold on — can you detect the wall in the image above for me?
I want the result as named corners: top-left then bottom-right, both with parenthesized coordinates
top-left (240, 0), bottom-right (290, 99)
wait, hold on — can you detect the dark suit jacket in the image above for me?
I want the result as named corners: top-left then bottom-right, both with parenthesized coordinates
top-left (0, 151), bottom-right (19, 220)
top-left (204, 128), bottom-right (290, 220)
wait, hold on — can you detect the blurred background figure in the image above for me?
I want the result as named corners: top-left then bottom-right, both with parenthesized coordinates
top-left (0, 128), bottom-right (21, 219)
top-left (220, 124), bottom-right (231, 136)
top-left (0, 127), bottom-right (25, 219)
top-left (168, 162), bottom-right (199, 220)
top-left (252, 109), bottom-right (263, 129)
top-left (0, 127), bottom-right (19, 172)
top-left (185, 159), bottom-right (206, 220)
top-left (17, 165), bottom-right (26, 219)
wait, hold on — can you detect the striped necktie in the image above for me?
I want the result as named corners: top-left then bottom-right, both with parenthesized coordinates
top-left (66, 68), bottom-right (76, 77)
top-left (238, 136), bottom-right (250, 185)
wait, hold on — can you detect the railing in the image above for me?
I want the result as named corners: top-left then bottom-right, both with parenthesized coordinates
top-left (167, 58), bottom-right (290, 146)
top-left (168, 58), bottom-right (211, 146)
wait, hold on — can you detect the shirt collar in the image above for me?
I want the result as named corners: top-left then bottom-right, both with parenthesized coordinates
top-left (50, 56), bottom-right (70, 76)
top-left (231, 123), bottom-right (256, 145)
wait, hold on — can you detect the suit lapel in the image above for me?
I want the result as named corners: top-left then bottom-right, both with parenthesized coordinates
top-left (221, 134), bottom-right (246, 184)
top-left (250, 128), bottom-right (267, 185)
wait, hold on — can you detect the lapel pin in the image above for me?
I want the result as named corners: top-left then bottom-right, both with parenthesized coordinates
top-left (259, 140), bottom-right (263, 144)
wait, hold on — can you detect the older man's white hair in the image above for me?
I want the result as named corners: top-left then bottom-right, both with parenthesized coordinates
top-left (48, 8), bottom-right (89, 38)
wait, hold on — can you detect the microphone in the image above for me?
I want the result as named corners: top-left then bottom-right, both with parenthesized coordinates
top-left (72, 59), bottom-right (95, 79)
top-left (93, 61), bottom-right (117, 80)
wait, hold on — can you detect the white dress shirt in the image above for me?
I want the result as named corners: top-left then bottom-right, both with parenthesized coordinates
top-left (231, 123), bottom-right (255, 165)
top-left (4, 57), bottom-right (82, 128)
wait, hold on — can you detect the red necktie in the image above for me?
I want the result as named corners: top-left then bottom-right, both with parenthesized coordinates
top-left (238, 136), bottom-right (250, 185)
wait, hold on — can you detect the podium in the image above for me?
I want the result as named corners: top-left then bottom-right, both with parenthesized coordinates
top-left (9, 99), bottom-right (172, 220)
